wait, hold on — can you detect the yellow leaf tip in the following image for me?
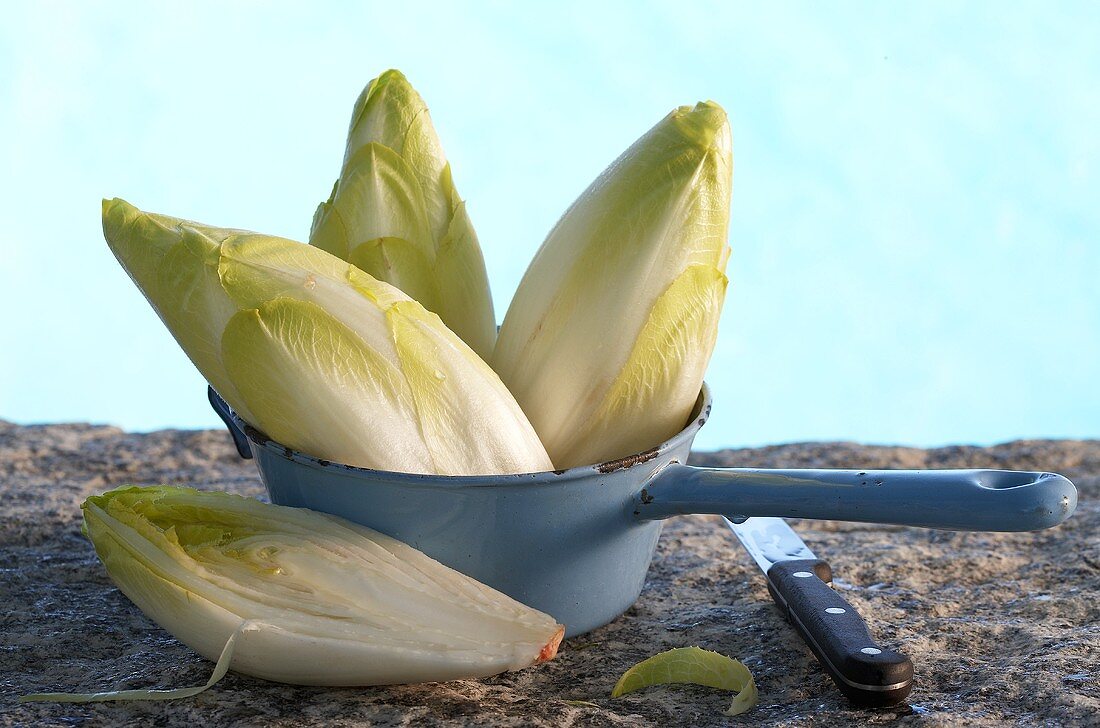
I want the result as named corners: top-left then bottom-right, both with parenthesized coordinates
top-left (668, 101), bottom-right (730, 152)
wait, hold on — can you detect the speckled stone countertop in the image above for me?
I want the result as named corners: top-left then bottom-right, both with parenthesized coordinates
top-left (2, 422), bottom-right (1097, 727)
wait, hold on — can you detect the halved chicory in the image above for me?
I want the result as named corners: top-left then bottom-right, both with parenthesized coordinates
top-left (76, 486), bottom-right (564, 687)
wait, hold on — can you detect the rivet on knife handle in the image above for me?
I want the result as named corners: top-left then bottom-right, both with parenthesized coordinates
top-left (767, 558), bottom-right (914, 707)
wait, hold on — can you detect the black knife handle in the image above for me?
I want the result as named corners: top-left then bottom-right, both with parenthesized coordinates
top-left (766, 559), bottom-right (913, 707)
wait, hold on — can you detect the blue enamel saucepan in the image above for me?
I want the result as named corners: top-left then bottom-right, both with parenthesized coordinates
top-left (209, 385), bottom-right (1077, 636)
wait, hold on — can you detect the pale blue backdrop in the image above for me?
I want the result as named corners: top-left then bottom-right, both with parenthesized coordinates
top-left (1, 1), bottom-right (1097, 450)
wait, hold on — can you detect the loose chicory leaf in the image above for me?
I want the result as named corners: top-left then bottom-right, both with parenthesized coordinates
top-left (613, 646), bottom-right (757, 716)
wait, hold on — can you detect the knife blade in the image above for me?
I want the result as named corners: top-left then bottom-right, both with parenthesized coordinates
top-left (724, 516), bottom-right (913, 707)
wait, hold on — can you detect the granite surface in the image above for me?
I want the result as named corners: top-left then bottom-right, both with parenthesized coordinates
top-left (1, 421), bottom-right (1097, 727)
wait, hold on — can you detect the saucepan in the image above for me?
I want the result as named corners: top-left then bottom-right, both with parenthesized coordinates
top-left (208, 385), bottom-right (1077, 636)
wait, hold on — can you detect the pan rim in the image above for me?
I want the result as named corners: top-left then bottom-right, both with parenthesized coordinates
top-left (231, 383), bottom-right (712, 488)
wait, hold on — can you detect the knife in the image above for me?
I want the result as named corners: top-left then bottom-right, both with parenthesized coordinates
top-left (724, 516), bottom-right (913, 707)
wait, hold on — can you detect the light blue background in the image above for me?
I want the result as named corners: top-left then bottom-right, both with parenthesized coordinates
top-left (1, 1), bottom-right (1097, 450)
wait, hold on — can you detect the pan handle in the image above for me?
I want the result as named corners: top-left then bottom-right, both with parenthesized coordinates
top-left (635, 464), bottom-right (1077, 531)
top-left (207, 386), bottom-right (253, 460)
